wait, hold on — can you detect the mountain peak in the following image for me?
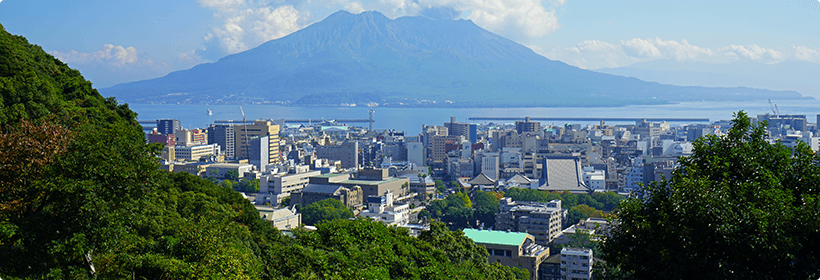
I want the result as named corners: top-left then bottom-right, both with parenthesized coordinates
top-left (102, 10), bottom-right (805, 106)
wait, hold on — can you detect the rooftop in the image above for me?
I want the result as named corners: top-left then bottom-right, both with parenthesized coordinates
top-left (343, 177), bottom-right (404, 186)
top-left (463, 229), bottom-right (529, 247)
top-left (314, 173), bottom-right (348, 178)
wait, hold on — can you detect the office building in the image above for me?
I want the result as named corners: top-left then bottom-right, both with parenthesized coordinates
top-left (208, 124), bottom-right (235, 159)
top-left (315, 141), bottom-right (358, 169)
top-left (463, 229), bottom-right (550, 280)
top-left (235, 120), bottom-right (280, 165)
top-left (174, 143), bottom-right (220, 161)
top-left (515, 117), bottom-right (541, 135)
top-left (495, 198), bottom-right (566, 245)
top-left (560, 247), bottom-right (593, 280)
top-left (156, 119), bottom-right (181, 135)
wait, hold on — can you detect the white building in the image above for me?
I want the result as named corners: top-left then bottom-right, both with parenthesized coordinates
top-left (358, 190), bottom-right (410, 226)
top-left (256, 205), bottom-right (301, 231)
top-left (407, 141), bottom-right (426, 168)
top-left (623, 157), bottom-right (644, 193)
top-left (560, 247), bottom-right (593, 280)
top-left (481, 153), bottom-right (500, 181)
top-left (204, 163), bottom-right (254, 180)
top-left (258, 165), bottom-right (321, 205)
top-left (582, 166), bottom-right (606, 192)
top-left (174, 143), bottom-right (220, 161)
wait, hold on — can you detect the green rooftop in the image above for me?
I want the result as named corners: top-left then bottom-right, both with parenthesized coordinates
top-left (462, 229), bottom-right (529, 247)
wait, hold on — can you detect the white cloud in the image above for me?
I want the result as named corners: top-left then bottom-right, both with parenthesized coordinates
top-left (538, 38), bottom-right (805, 69)
top-left (344, 1), bottom-right (366, 14)
top-left (540, 40), bottom-right (630, 69)
top-left (376, 0), bottom-right (561, 39)
top-left (51, 44), bottom-right (155, 66)
top-left (718, 44), bottom-right (783, 63)
top-left (200, 1), bottom-right (310, 55)
top-left (622, 38), bottom-right (712, 61)
top-left (793, 45), bottom-right (820, 62)
top-left (550, 0), bottom-right (567, 6)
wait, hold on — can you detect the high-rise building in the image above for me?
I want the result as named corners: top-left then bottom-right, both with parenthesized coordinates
top-left (234, 120), bottom-right (280, 164)
top-left (249, 135), bottom-right (270, 172)
top-left (156, 119), bottom-right (181, 135)
top-left (208, 124), bottom-right (235, 159)
top-left (445, 116), bottom-right (470, 140)
top-left (515, 117), bottom-right (540, 135)
top-left (315, 141), bottom-right (358, 169)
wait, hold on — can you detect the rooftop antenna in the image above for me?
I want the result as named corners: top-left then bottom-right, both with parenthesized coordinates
top-left (240, 106), bottom-right (249, 159)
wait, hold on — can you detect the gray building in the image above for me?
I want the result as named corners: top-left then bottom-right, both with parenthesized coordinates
top-left (208, 124), bottom-right (235, 159)
top-left (495, 198), bottom-right (566, 246)
top-left (249, 135), bottom-right (270, 172)
top-left (315, 141), bottom-right (358, 169)
top-left (156, 119), bottom-right (181, 135)
top-left (290, 184), bottom-right (363, 210)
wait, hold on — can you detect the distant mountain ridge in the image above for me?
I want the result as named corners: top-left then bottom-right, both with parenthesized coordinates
top-left (102, 11), bottom-right (806, 107)
top-left (594, 60), bottom-right (820, 99)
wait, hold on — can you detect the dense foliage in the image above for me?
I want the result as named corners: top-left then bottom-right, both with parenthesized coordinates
top-left (0, 25), bottom-right (526, 279)
top-left (274, 219), bottom-right (527, 280)
top-left (504, 188), bottom-right (622, 225)
top-left (601, 111), bottom-right (820, 280)
top-left (426, 191), bottom-right (474, 229)
top-left (299, 198), bottom-right (355, 226)
top-left (472, 191), bottom-right (501, 228)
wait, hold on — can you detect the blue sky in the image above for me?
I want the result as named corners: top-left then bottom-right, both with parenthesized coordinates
top-left (1, 0), bottom-right (819, 89)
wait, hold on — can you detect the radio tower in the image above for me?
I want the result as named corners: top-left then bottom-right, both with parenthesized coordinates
top-left (369, 109), bottom-right (374, 131)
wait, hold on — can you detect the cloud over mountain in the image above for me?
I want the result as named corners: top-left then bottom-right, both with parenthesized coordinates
top-left (103, 11), bottom-right (804, 106)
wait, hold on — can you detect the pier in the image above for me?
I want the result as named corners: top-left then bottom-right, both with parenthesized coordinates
top-left (213, 119), bottom-right (372, 124)
top-left (467, 117), bottom-right (710, 122)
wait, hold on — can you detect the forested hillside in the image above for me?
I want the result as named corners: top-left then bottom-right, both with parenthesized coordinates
top-left (0, 24), bottom-right (524, 279)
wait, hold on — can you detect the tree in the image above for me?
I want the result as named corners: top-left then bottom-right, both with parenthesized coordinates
top-left (435, 180), bottom-right (446, 193)
top-left (473, 191), bottom-right (500, 228)
top-left (280, 196), bottom-right (291, 207)
top-left (299, 198), bottom-right (354, 226)
top-left (224, 169), bottom-right (240, 181)
top-left (566, 204), bottom-right (604, 227)
top-left (601, 111), bottom-right (820, 280)
top-left (235, 178), bottom-right (260, 193)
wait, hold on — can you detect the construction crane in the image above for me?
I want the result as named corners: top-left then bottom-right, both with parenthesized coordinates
top-left (768, 99), bottom-right (780, 117)
top-left (240, 106), bottom-right (249, 159)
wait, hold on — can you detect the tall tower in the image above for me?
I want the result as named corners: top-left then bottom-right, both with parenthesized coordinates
top-left (369, 109), bottom-right (374, 131)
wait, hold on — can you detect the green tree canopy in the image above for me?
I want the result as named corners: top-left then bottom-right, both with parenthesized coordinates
top-left (602, 111), bottom-right (820, 280)
top-left (473, 191), bottom-right (501, 228)
top-left (224, 169), bottom-right (240, 181)
top-left (435, 180), bottom-right (446, 193)
top-left (299, 198), bottom-right (354, 226)
top-left (566, 204), bottom-right (604, 227)
top-left (235, 178), bottom-right (260, 193)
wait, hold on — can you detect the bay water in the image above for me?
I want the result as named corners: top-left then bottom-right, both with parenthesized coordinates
top-left (130, 99), bottom-right (820, 135)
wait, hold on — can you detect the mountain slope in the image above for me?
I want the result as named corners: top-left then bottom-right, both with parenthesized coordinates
top-left (102, 11), bottom-right (806, 107)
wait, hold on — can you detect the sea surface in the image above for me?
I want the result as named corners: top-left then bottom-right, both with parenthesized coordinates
top-left (130, 99), bottom-right (820, 135)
